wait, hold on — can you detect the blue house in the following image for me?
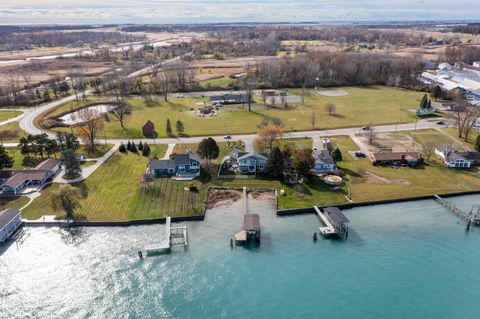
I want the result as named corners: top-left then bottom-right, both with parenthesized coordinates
top-left (147, 150), bottom-right (201, 180)
top-left (0, 208), bottom-right (22, 244)
top-left (312, 150), bottom-right (336, 175)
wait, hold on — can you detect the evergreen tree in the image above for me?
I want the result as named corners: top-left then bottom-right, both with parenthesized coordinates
top-left (176, 120), bottom-right (185, 135)
top-left (420, 94), bottom-right (428, 108)
top-left (197, 137), bottom-right (220, 167)
top-left (142, 143), bottom-right (151, 157)
top-left (267, 146), bottom-right (284, 177)
top-left (119, 143), bottom-right (127, 153)
top-left (331, 147), bottom-right (343, 162)
top-left (127, 141), bottom-right (132, 151)
top-left (138, 141), bottom-right (144, 151)
top-left (426, 99), bottom-right (432, 109)
top-left (432, 85), bottom-right (443, 100)
top-left (61, 149), bottom-right (81, 178)
top-left (0, 145), bottom-right (14, 171)
top-left (166, 118), bottom-right (172, 136)
top-left (131, 141), bottom-right (138, 153)
top-left (475, 135), bottom-right (480, 152)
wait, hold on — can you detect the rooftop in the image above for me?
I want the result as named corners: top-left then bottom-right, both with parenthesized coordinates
top-left (0, 208), bottom-right (20, 229)
top-left (313, 149), bottom-right (335, 165)
top-left (3, 170), bottom-right (49, 188)
top-left (243, 214), bottom-right (260, 231)
top-left (35, 158), bottom-right (60, 171)
top-left (324, 207), bottom-right (349, 224)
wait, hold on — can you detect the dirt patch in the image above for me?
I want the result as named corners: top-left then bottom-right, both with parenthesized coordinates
top-left (316, 90), bottom-right (350, 97)
top-left (206, 188), bottom-right (242, 208)
top-left (0, 130), bottom-right (19, 140)
top-left (249, 190), bottom-right (276, 202)
top-left (364, 170), bottom-right (410, 185)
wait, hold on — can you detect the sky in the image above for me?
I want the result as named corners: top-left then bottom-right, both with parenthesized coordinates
top-left (1, 0), bottom-right (480, 24)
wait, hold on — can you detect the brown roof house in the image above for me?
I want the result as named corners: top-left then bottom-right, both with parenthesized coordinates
top-left (142, 120), bottom-right (156, 138)
top-left (1, 158), bottom-right (61, 195)
top-left (370, 152), bottom-right (423, 167)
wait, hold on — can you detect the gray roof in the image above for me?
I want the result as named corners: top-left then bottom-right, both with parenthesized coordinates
top-left (447, 151), bottom-right (480, 162)
top-left (237, 152), bottom-right (268, 161)
top-left (148, 159), bottom-right (175, 170)
top-left (172, 151), bottom-right (200, 165)
top-left (313, 149), bottom-right (335, 165)
top-left (210, 94), bottom-right (247, 103)
top-left (324, 207), bottom-right (349, 223)
top-left (35, 158), bottom-right (60, 171)
top-left (0, 208), bottom-right (20, 229)
top-left (3, 170), bottom-right (49, 188)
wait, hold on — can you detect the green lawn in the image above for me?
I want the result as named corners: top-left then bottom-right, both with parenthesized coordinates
top-left (0, 111), bottom-right (20, 122)
top-left (45, 86), bottom-right (425, 139)
top-left (255, 137), bottom-right (312, 152)
top-left (0, 196), bottom-right (30, 211)
top-left (331, 136), bottom-right (480, 203)
top-left (442, 127), bottom-right (478, 149)
top-left (0, 121), bottom-right (26, 143)
top-left (199, 76), bottom-right (235, 88)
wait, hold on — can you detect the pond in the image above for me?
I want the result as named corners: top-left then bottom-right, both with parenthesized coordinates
top-left (59, 104), bottom-right (117, 125)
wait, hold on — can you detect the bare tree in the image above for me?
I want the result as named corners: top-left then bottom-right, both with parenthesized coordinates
top-left (310, 111), bottom-right (316, 129)
top-left (76, 108), bottom-right (104, 153)
top-left (240, 75), bottom-right (257, 111)
top-left (367, 126), bottom-right (376, 145)
top-left (255, 124), bottom-right (283, 151)
top-left (157, 71), bottom-right (173, 102)
top-left (110, 103), bottom-right (131, 129)
top-left (421, 140), bottom-right (436, 161)
top-left (325, 102), bottom-right (336, 116)
top-left (453, 105), bottom-right (477, 141)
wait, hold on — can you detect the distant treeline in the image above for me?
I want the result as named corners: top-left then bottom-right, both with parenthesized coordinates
top-left (451, 24), bottom-right (480, 35)
top-left (0, 31), bottom-right (146, 51)
top-left (257, 53), bottom-right (423, 89)
top-left (0, 25), bottom-right (119, 33)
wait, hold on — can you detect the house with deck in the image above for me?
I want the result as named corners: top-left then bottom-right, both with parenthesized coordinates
top-left (1, 158), bottom-right (61, 194)
top-left (370, 152), bottom-right (423, 167)
top-left (0, 208), bottom-right (22, 244)
top-left (436, 146), bottom-right (480, 168)
top-left (147, 150), bottom-right (201, 180)
top-left (227, 149), bottom-right (269, 174)
top-left (312, 150), bottom-right (336, 174)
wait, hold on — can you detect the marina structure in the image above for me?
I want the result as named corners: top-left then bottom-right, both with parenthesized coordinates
top-left (235, 187), bottom-right (261, 244)
top-left (314, 206), bottom-right (349, 239)
top-left (434, 195), bottom-right (480, 226)
top-left (145, 217), bottom-right (188, 255)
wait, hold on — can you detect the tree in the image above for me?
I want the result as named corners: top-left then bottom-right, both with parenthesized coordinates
top-left (420, 94), bottom-right (428, 108)
top-left (325, 102), bottom-right (336, 115)
top-left (157, 70), bottom-right (173, 102)
top-left (138, 141), bottom-right (144, 151)
top-left (142, 143), bottom-right (151, 157)
top-left (46, 139), bottom-right (59, 158)
top-left (267, 146), bottom-right (284, 177)
top-left (166, 118), bottom-right (173, 136)
top-left (141, 172), bottom-right (156, 190)
top-left (367, 126), bottom-right (376, 145)
top-left (61, 149), bottom-right (81, 178)
top-left (131, 141), bottom-right (138, 153)
top-left (176, 120), bottom-right (185, 135)
top-left (0, 145), bottom-right (14, 171)
top-left (421, 141), bottom-right (436, 161)
top-left (127, 141), bottom-right (132, 151)
top-left (431, 85), bottom-right (443, 100)
top-left (331, 147), bottom-right (343, 162)
top-left (119, 143), bottom-right (127, 153)
top-left (240, 75), bottom-right (257, 111)
top-left (76, 108), bottom-right (103, 154)
top-left (475, 135), bottom-right (480, 152)
top-left (110, 103), bottom-right (131, 129)
top-left (255, 124), bottom-right (283, 151)
top-left (293, 148), bottom-right (315, 177)
top-left (197, 137), bottom-right (220, 167)
top-left (51, 185), bottom-right (81, 220)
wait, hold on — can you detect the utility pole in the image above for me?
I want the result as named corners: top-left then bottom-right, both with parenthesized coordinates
top-left (412, 118), bottom-right (418, 147)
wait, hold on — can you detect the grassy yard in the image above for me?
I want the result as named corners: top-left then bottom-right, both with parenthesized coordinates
top-left (0, 121), bottom-right (26, 143)
top-left (255, 137), bottom-right (312, 152)
top-left (199, 76), bottom-right (235, 88)
top-left (0, 111), bottom-right (20, 122)
top-left (0, 196), bottom-right (30, 211)
top-left (331, 136), bottom-right (480, 202)
top-left (45, 86), bottom-right (424, 139)
top-left (442, 127), bottom-right (479, 149)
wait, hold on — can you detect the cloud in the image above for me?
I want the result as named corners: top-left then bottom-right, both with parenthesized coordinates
top-left (0, 1), bottom-right (479, 24)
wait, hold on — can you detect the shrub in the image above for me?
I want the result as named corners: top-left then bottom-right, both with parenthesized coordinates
top-left (130, 142), bottom-right (137, 153)
top-left (126, 141), bottom-right (132, 151)
top-left (119, 143), bottom-right (127, 153)
top-left (142, 143), bottom-right (150, 157)
top-left (187, 181), bottom-right (198, 192)
top-left (138, 141), bottom-right (144, 151)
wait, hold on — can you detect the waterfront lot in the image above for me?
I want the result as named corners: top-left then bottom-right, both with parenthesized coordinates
top-left (44, 86), bottom-right (424, 139)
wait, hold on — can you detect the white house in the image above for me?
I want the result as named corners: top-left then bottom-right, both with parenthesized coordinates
top-left (435, 145), bottom-right (480, 168)
top-left (0, 208), bottom-right (22, 244)
top-left (312, 150), bottom-right (336, 174)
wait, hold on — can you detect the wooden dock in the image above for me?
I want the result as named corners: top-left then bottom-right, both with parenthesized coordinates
top-left (145, 217), bottom-right (188, 255)
top-left (434, 195), bottom-right (480, 225)
top-left (234, 187), bottom-right (261, 244)
top-left (314, 206), bottom-right (337, 236)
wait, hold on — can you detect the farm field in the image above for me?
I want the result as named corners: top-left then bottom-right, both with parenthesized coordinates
top-left (44, 86), bottom-right (425, 139)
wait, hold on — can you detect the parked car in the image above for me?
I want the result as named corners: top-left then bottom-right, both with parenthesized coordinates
top-left (361, 126), bottom-right (370, 131)
top-left (224, 135), bottom-right (232, 140)
top-left (355, 151), bottom-right (366, 158)
top-left (436, 121), bottom-right (445, 125)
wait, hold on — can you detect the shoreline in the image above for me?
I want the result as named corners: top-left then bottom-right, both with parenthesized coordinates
top-left (21, 188), bottom-right (480, 228)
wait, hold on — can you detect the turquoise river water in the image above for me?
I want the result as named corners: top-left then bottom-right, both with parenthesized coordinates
top-left (2, 194), bottom-right (480, 318)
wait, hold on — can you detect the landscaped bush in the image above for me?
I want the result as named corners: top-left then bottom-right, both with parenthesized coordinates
top-left (130, 142), bottom-right (138, 153)
top-left (187, 181), bottom-right (198, 192)
top-left (119, 143), bottom-right (127, 153)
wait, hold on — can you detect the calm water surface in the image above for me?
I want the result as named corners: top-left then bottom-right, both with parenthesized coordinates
top-left (2, 195), bottom-right (480, 318)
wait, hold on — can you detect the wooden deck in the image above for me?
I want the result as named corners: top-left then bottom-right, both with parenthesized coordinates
top-left (434, 195), bottom-right (480, 225)
top-left (145, 217), bottom-right (188, 255)
top-left (313, 206), bottom-right (337, 236)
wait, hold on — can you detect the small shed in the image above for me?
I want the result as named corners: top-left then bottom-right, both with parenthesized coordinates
top-left (0, 208), bottom-right (22, 244)
top-left (142, 120), bottom-right (155, 137)
top-left (243, 214), bottom-right (260, 241)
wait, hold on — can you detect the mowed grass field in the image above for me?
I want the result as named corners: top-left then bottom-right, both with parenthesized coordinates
top-left (331, 136), bottom-right (480, 202)
top-left (0, 111), bottom-right (20, 122)
top-left (46, 86), bottom-right (424, 139)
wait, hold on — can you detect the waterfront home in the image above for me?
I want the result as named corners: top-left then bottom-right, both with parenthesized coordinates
top-left (436, 146), bottom-right (480, 168)
top-left (227, 149), bottom-right (269, 174)
top-left (312, 149), bottom-right (336, 174)
top-left (324, 207), bottom-right (349, 237)
top-left (209, 94), bottom-right (247, 104)
top-left (147, 150), bottom-right (201, 179)
top-left (370, 152), bottom-right (422, 167)
top-left (0, 208), bottom-right (22, 244)
top-left (1, 158), bottom-right (61, 194)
